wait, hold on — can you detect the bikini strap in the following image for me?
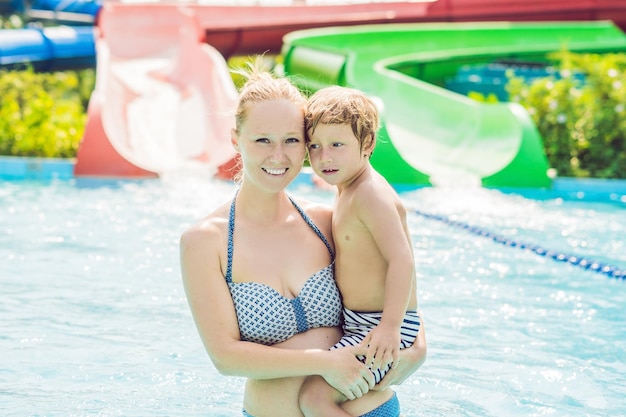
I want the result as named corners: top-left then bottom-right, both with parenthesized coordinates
top-left (288, 195), bottom-right (335, 260)
top-left (225, 191), bottom-right (237, 283)
top-left (225, 192), bottom-right (334, 284)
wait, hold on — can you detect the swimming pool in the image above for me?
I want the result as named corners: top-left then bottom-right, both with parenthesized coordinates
top-left (2, 173), bottom-right (625, 416)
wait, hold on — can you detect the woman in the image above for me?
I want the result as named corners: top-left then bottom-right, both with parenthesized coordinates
top-left (180, 59), bottom-right (427, 417)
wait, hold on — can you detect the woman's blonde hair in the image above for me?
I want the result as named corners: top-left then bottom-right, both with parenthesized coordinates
top-left (232, 57), bottom-right (307, 133)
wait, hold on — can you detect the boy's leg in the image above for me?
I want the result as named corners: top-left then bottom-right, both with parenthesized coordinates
top-left (299, 375), bottom-right (352, 417)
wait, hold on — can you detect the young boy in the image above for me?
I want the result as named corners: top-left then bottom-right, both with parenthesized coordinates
top-left (299, 86), bottom-right (421, 417)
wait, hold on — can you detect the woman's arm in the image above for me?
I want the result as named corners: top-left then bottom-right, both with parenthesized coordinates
top-left (179, 222), bottom-right (372, 399)
top-left (373, 316), bottom-right (427, 391)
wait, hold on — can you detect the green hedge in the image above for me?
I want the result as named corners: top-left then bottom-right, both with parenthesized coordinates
top-left (507, 51), bottom-right (626, 179)
top-left (0, 68), bottom-right (94, 158)
top-left (1, 13), bottom-right (24, 29)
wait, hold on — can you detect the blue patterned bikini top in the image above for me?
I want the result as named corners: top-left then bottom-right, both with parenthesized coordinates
top-left (225, 193), bottom-right (342, 346)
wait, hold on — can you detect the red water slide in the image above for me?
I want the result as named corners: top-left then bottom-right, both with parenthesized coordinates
top-left (74, 4), bottom-right (240, 178)
top-left (426, 0), bottom-right (626, 30)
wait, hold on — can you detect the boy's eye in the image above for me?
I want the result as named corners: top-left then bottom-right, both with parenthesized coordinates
top-left (286, 137), bottom-right (301, 143)
top-left (308, 143), bottom-right (320, 150)
top-left (332, 142), bottom-right (343, 148)
top-left (256, 138), bottom-right (270, 143)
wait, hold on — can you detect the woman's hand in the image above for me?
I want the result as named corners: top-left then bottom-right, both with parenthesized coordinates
top-left (322, 345), bottom-right (376, 400)
top-left (373, 316), bottom-right (427, 391)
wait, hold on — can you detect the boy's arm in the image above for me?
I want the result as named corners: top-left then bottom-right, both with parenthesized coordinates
top-left (355, 186), bottom-right (416, 370)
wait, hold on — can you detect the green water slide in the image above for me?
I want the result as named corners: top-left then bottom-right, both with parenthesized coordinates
top-left (282, 21), bottom-right (626, 188)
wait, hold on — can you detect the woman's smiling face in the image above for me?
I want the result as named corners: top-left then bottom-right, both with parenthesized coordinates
top-left (233, 98), bottom-right (306, 191)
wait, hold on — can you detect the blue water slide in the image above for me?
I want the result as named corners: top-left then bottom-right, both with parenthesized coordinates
top-left (0, 0), bottom-right (25, 14)
top-left (1, 0), bottom-right (101, 24)
top-left (27, 0), bottom-right (101, 24)
top-left (0, 25), bottom-right (95, 71)
top-left (0, 0), bottom-right (103, 19)
top-left (31, 0), bottom-right (100, 15)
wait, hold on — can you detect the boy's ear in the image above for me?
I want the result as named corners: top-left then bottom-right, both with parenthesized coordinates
top-left (231, 128), bottom-right (240, 152)
top-left (363, 134), bottom-right (376, 154)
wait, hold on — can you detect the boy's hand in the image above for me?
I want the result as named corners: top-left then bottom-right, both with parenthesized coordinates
top-left (375, 318), bottom-right (427, 391)
top-left (361, 323), bottom-right (401, 373)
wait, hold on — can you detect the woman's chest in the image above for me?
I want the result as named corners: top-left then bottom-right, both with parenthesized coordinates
top-left (230, 224), bottom-right (330, 295)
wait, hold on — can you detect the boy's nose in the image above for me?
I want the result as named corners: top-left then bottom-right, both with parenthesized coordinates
top-left (319, 148), bottom-right (332, 163)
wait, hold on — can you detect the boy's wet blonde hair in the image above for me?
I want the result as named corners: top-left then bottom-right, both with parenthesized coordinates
top-left (232, 57), bottom-right (307, 133)
top-left (305, 86), bottom-right (380, 152)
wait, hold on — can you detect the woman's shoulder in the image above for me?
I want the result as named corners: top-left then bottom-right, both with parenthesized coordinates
top-left (292, 196), bottom-right (332, 219)
top-left (179, 202), bottom-right (231, 289)
top-left (291, 196), bottom-right (333, 237)
top-left (180, 201), bottom-right (230, 252)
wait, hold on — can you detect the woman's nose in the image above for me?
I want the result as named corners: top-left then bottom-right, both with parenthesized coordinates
top-left (270, 144), bottom-right (287, 161)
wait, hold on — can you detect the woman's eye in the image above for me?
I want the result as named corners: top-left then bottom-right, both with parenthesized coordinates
top-left (308, 143), bottom-right (319, 150)
top-left (286, 137), bottom-right (301, 143)
top-left (256, 138), bottom-right (270, 143)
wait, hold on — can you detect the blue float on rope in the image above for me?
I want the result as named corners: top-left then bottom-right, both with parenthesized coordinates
top-left (413, 209), bottom-right (625, 280)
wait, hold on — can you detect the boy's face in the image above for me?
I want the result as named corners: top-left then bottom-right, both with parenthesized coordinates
top-left (307, 123), bottom-right (368, 187)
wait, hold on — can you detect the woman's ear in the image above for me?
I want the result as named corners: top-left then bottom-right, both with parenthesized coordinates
top-left (231, 128), bottom-right (240, 152)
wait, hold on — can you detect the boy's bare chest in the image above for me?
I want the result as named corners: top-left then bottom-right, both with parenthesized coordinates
top-left (332, 206), bottom-right (371, 249)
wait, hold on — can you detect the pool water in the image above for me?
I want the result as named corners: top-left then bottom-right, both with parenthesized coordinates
top-left (1, 174), bottom-right (625, 417)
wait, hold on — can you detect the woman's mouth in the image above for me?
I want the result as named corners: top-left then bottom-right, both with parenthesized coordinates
top-left (263, 168), bottom-right (288, 176)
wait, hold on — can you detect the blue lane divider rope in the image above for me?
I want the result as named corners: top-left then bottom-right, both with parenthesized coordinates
top-left (413, 209), bottom-right (625, 281)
